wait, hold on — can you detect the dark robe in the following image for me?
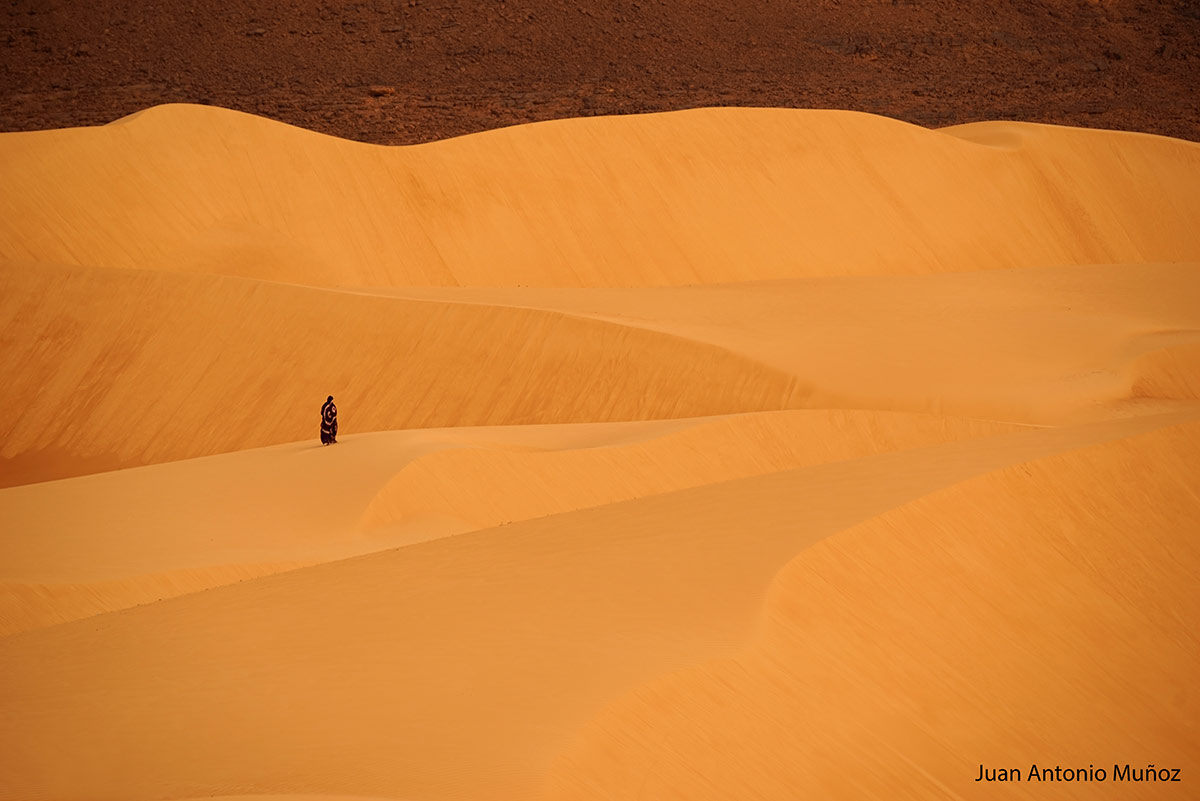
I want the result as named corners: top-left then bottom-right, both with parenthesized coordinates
top-left (320, 400), bottom-right (338, 444)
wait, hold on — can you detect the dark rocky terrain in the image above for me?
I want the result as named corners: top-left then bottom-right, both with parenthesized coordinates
top-left (2, 0), bottom-right (1198, 143)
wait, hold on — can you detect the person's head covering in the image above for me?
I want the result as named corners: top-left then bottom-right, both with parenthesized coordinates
top-left (327, 395), bottom-right (334, 402)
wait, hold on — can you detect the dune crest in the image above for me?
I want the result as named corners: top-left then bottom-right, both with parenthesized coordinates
top-left (2, 104), bottom-right (1199, 288)
top-left (359, 410), bottom-right (1022, 534)
top-left (545, 421), bottom-right (1200, 800)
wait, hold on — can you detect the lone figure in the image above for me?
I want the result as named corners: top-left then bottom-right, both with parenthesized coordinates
top-left (321, 395), bottom-right (338, 445)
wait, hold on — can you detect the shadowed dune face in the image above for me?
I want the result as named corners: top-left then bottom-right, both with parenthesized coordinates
top-left (1129, 342), bottom-right (1200, 400)
top-left (0, 262), bottom-right (807, 486)
top-left (1, 106), bottom-right (1199, 800)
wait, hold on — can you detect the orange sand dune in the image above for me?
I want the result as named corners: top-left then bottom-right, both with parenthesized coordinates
top-left (1, 105), bottom-right (1198, 288)
top-left (546, 420), bottom-right (1200, 801)
top-left (380, 261), bottom-right (1200, 420)
top-left (358, 409), bottom-right (1022, 535)
top-left (0, 410), bottom-right (1021, 636)
top-left (2, 106), bottom-right (1198, 800)
top-left (3, 260), bottom-right (1199, 486)
top-left (0, 261), bottom-right (802, 486)
top-left (0, 411), bottom-right (1194, 800)
top-left (1129, 341), bottom-right (1200, 399)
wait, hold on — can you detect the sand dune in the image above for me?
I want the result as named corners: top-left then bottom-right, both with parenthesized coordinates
top-left (1129, 341), bottom-right (1200, 400)
top-left (381, 261), bottom-right (1200, 417)
top-left (2, 105), bottom-right (1198, 288)
top-left (2, 105), bottom-right (1198, 800)
top-left (1, 410), bottom-right (1195, 800)
top-left (4, 106), bottom-right (1200, 484)
top-left (0, 410), bottom-right (1021, 636)
top-left (3, 260), bottom-right (1199, 486)
top-left (358, 410), bottom-right (1022, 535)
top-left (546, 420), bottom-right (1200, 800)
top-left (0, 261), bottom-right (803, 486)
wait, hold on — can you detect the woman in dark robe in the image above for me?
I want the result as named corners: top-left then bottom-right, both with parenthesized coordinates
top-left (320, 395), bottom-right (338, 445)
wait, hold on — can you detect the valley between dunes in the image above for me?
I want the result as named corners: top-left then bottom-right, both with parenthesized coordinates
top-left (0, 105), bottom-right (1197, 800)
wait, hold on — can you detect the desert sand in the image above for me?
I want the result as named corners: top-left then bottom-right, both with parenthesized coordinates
top-left (0, 105), bottom-right (1197, 799)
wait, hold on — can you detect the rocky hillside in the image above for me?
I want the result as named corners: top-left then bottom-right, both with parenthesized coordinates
top-left (2, 0), bottom-right (1198, 143)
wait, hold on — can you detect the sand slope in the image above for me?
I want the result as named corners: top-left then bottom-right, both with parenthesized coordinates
top-left (0, 410), bottom-right (1022, 636)
top-left (3, 260), bottom-right (1199, 486)
top-left (0, 261), bottom-right (802, 485)
top-left (546, 420), bottom-right (1200, 800)
top-left (1, 411), bottom-right (1196, 800)
top-left (1, 105), bottom-right (1198, 287)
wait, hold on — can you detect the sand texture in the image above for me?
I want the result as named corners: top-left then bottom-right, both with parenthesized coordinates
top-left (0, 105), bottom-right (1197, 799)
